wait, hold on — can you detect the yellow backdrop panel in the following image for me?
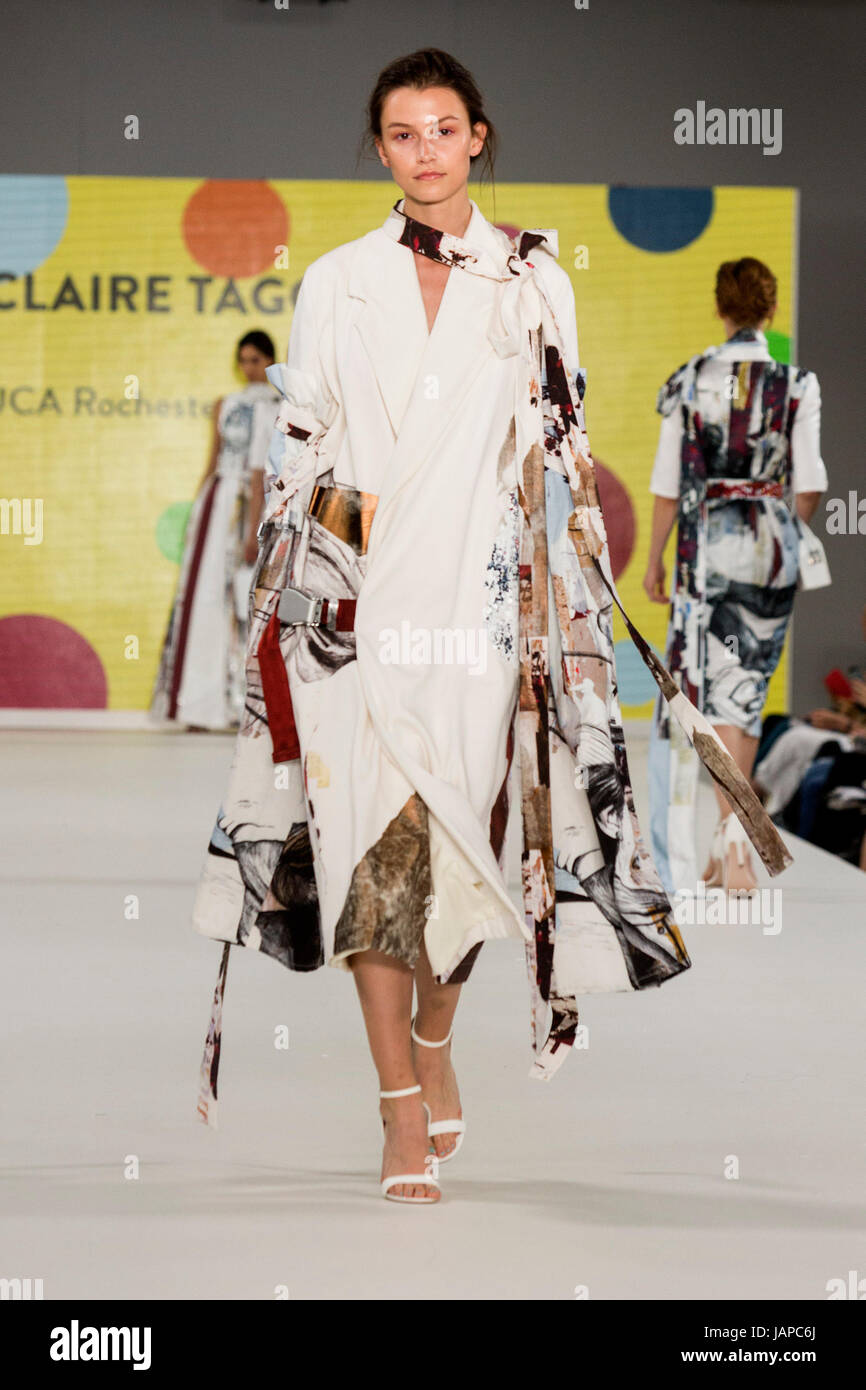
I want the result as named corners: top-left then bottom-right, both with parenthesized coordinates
top-left (0, 177), bottom-right (796, 711)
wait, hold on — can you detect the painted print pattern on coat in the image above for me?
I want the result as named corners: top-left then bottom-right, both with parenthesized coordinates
top-left (483, 483), bottom-right (521, 666)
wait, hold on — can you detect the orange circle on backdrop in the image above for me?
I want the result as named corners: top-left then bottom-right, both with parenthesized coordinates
top-left (182, 180), bottom-right (289, 279)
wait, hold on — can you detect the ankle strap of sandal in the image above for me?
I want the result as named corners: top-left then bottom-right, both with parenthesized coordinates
top-left (722, 812), bottom-right (749, 843)
top-left (379, 1083), bottom-right (422, 1099)
top-left (411, 1015), bottom-right (454, 1047)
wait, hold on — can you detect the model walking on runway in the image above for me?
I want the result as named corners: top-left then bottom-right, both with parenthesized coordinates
top-left (150, 331), bottom-right (279, 731)
top-left (643, 258), bottom-right (828, 894)
top-left (192, 50), bottom-right (791, 1205)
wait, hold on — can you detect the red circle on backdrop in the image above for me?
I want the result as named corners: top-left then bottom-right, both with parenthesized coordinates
top-left (594, 460), bottom-right (636, 579)
top-left (494, 220), bottom-right (522, 241)
top-left (182, 181), bottom-right (289, 279)
top-left (0, 615), bottom-right (108, 708)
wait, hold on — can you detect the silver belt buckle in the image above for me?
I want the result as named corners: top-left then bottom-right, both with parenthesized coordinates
top-left (277, 585), bottom-right (324, 626)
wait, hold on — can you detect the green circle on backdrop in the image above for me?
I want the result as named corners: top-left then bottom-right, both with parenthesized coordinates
top-left (766, 330), bottom-right (791, 364)
top-left (156, 501), bottom-right (193, 563)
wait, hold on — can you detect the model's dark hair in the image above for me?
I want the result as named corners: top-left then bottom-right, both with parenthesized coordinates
top-left (236, 330), bottom-right (276, 361)
top-left (715, 257), bottom-right (777, 328)
top-left (357, 48), bottom-right (498, 209)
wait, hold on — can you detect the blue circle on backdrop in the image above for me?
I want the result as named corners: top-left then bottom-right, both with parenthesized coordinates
top-left (608, 187), bottom-right (714, 253)
top-left (615, 638), bottom-right (666, 706)
top-left (0, 175), bottom-right (69, 275)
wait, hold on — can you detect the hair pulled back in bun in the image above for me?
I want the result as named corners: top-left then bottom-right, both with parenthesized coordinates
top-left (715, 257), bottom-right (777, 327)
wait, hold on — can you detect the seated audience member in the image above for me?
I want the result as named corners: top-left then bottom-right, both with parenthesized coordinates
top-left (751, 606), bottom-right (866, 869)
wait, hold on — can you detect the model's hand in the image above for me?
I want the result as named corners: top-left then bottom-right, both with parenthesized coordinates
top-left (243, 533), bottom-right (259, 566)
top-left (808, 708), bottom-right (849, 731)
top-left (643, 558), bottom-right (668, 604)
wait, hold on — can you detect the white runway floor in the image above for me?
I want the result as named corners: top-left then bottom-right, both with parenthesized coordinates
top-left (2, 727), bottom-right (864, 1301)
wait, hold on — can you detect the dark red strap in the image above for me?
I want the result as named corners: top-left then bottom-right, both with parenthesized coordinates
top-left (706, 479), bottom-right (783, 501)
top-left (256, 598), bottom-right (356, 763)
top-left (257, 609), bottom-right (301, 764)
top-left (334, 598), bottom-right (357, 631)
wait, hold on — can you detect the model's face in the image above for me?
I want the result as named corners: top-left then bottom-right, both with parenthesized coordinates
top-left (375, 85), bottom-right (487, 207)
top-left (237, 346), bottom-right (273, 383)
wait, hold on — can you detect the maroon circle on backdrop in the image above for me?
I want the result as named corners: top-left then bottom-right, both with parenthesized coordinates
top-left (0, 615), bottom-right (108, 708)
top-left (594, 460), bottom-right (636, 580)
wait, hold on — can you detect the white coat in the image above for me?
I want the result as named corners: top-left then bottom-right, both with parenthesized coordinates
top-left (255, 197), bottom-right (583, 981)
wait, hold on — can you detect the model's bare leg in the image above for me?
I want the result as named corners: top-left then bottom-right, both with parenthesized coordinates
top-left (710, 724), bottom-right (760, 890)
top-left (349, 948), bottom-right (440, 1201)
top-left (412, 937), bottom-right (463, 1159)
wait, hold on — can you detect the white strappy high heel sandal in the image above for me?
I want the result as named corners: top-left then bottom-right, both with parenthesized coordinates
top-left (410, 1015), bottom-right (466, 1163)
top-left (379, 1083), bottom-right (441, 1203)
top-left (721, 812), bottom-right (758, 895)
